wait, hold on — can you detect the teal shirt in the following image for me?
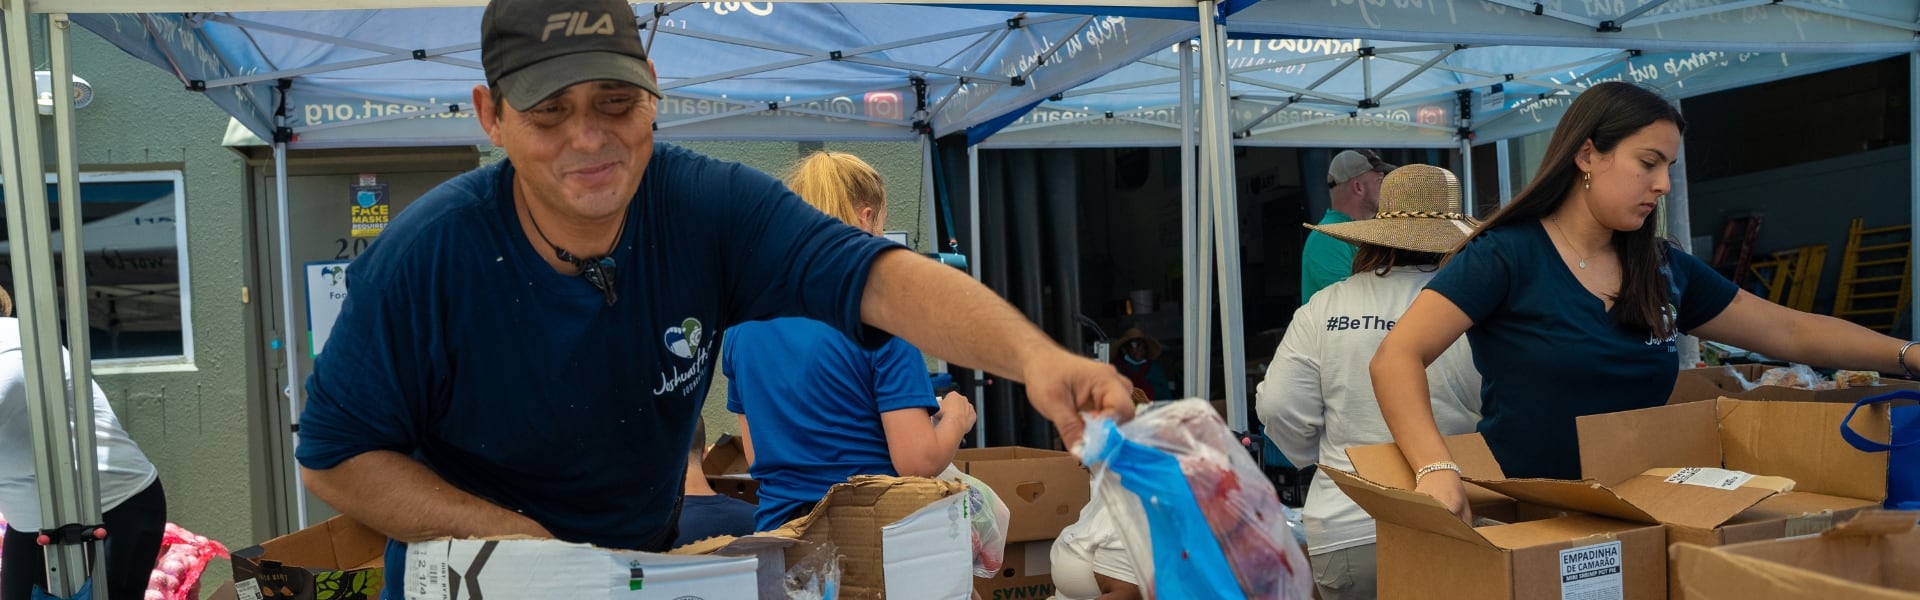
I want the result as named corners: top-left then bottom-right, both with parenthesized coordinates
top-left (1301, 209), bottom-right (1358, 304)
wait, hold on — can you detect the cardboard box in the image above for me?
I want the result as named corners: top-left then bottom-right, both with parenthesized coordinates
top-left (404, 536), bottom-right (767, 599)
top-left (1329, 435), bottom-right (1669, 600)
top-left (773, 476), bottom-right (973, 600)
top-left (1671, 511), bottom-right (1920, 600)
top-left (230, 515), bottom-right (385, 600)
top-left (1667, 364), bottom-right (1919, 405)
top-left (207, 581), bottom-right (240, 600)
top-left (1577, 398), bottom-right (1892, 599)
top-left (703, 434), bottom-right (759, 504)
top-left (952, 447), bottom-right (1090, 542)
top-left (973, 539), bottom-right (1055, 600)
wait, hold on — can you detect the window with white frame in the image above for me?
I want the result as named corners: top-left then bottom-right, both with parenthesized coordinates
top-left (0, 171), bottom-right (192, 363)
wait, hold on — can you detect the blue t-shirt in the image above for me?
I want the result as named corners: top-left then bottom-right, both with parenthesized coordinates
top-left (1301, 209), bottom-right (1358, 305)
top-left (672, 494), bottom-right (758, 547)
top-left (722, 317), bottom-right (939, 531)
top-left (1425, 221), bottom-right (1736, 479)
top-left (295, 144), bottom-right (900, 598)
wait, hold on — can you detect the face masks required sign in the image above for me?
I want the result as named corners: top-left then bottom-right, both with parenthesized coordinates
top-left (350, 173), bottom-right (390, 238)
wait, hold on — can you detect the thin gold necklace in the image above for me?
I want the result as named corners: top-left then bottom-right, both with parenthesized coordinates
top-left (1548, 217), bottom-right (1600, 270)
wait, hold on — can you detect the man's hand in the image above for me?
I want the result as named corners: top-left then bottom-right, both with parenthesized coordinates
top-left (1022, 349), bottom-right (1136, 449)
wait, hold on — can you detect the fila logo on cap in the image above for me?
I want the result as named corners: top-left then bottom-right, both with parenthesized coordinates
top-left (542, 11), bottom-right (617, 42)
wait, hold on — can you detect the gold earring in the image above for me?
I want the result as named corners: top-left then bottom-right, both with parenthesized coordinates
top-left (1583, 171), bottom-right (1591, 190)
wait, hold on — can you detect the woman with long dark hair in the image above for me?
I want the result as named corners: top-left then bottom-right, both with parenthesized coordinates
top-left (1372, 81), bottom-right (1920, 523)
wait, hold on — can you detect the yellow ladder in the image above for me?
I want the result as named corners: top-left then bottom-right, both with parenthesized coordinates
top-left (1833, 218), bottom-right (1911, 332)
top-left (1749, 245), bottom-right (1826, 313)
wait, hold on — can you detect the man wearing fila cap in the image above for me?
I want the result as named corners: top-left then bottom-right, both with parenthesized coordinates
top-left (295, 0), bottom-right (1135, 595)
top-left (1301, 149), bottom-right (1396, 304)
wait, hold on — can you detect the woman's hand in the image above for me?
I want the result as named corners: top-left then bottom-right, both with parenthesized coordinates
top-left (1415, 469), bottom-right (1473, 524)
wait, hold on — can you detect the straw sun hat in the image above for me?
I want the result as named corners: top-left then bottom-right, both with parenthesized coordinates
top-left (1305, 164), bottom-right (1478, 254)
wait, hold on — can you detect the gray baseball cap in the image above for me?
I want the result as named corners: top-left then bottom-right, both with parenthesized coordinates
top-left (481, 0), bottom-right (663, 111)
top-left (1327, 149), bottom-right (1396, 187)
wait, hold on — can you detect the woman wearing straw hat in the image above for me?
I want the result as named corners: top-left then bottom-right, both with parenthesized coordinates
top-left (1110, 327), bottom-right (1173, 401)
top-left (1256, 164), bottom-right (1483, 600)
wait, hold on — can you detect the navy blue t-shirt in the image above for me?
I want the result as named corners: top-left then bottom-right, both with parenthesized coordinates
top-left (723, 317), bottom-right (939, 531)
top-left (1425, 221), bottom-right (1736, 479)
top-left (672, 494), bottom-right (758, 547)
top-left (295, 144), bottom-right (900, 597)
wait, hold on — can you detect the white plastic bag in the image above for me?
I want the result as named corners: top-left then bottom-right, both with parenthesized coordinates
top-left (939, 465), bottom-right (1011, 578)
top-left (1080, 399), bottom-right (1313, 600)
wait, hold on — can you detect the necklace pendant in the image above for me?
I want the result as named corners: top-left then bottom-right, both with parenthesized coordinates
top-left (1578, 260), bottom-right (1588, 269)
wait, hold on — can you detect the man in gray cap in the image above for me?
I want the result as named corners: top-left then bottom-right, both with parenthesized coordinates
top-left (1301, 149), bottom-right (1395, 304)
top-left (295, 0), bottom-right (1135, 594)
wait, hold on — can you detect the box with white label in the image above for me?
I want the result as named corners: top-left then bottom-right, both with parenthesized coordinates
top-left (404, 537), bottom-right (763, 599)
top-left (1328, 434), bottom-right (1668, 600)
top-left (1576, 398), bottom-right (1893, 599)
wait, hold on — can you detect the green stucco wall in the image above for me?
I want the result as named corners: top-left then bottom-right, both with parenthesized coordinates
top-left (64, 25), bottom-right (255, 593)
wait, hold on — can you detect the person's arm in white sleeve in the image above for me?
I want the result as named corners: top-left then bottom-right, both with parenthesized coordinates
top-left (1256, 304), bottom-right (1324, 467)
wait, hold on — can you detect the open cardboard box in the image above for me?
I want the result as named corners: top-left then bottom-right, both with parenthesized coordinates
top-left (1328, 435), bottom-right (1668, 600)
top-left (230, 515), bottom-right (386, 600)
top-left (1667, 364), bottom-right (1919, 405)
top-left (1671, 511), bottom-right (1920, 600)
top-left (1577, 398), bottom-right (1892, 599)
top-left (769, 475), bottom-right (973, 600)
top-left (952, 447), bottom-right (1090, 542)
top-left (702, 433), bottom-right (759, 504)
top-left (973, 539), bottom-right (1055, 600)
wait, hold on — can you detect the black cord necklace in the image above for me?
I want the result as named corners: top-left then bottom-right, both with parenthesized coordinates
top-left (525, 201), bottom-right (628, 306)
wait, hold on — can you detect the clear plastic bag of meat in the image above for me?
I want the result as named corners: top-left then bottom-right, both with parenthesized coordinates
top-left (1078, 398), bottom-right (1313, 600)
top-left (938, 465), bottom-right (1011, 578)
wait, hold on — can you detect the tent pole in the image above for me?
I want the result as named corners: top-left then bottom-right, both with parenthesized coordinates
top-left (1911, 51), bottom-right (1918, 335)
top-left (1460, 136), bottom-right (1476, 217)
top-left (921, 136), bottom-right (937, 251)
top-left (51, 16), bottom-right (109, 597)
top-left (967, 144), bottom-right (986, 446)
top-left (1199, 4), bottom-right (1247, 430)
top-left (2, 2), bottom-right (94, 596)
top-left (1496, 138), bottom-right (1514, 207)
top-left (273, 123), bottom-right (309, 527)
top-left (1668, 143), bottom-right (1692, 252)
top-left (1179, 39), bottom-right (1202, 402)
top-left (1189, 40), bottom-right (1216, 405)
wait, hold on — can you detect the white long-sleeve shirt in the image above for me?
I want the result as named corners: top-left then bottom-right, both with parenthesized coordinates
top-left (0, 318), bottom-right (157, 531)
top-left (1256, 266), bottom-right (1482, 555)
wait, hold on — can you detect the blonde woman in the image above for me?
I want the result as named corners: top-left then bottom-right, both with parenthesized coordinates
top-left (722, 151), bottom-right (976, 531)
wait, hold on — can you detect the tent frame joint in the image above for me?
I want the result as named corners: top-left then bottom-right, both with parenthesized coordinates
top-left (411, 48), bottom-right (426, 60)
top-left (1357, 98), bottom-right (1379, 109)
top-left (185, 79), bottom-right (205, 92)
top-left (1597, 19), bottom-right (1622, 33)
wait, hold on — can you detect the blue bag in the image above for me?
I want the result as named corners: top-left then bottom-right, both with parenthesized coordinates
top-left (1841, 389), bottom-right (1920, 510)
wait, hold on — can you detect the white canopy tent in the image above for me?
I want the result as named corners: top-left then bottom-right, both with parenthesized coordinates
top-left (6, 1), bottom-right (1920, 596)
top-left (2, 2), bottom-right (1241, 596)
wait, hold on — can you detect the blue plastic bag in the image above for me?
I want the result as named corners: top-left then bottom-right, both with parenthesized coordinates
top-left (1080, 399), bottom-right (1312, 600)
